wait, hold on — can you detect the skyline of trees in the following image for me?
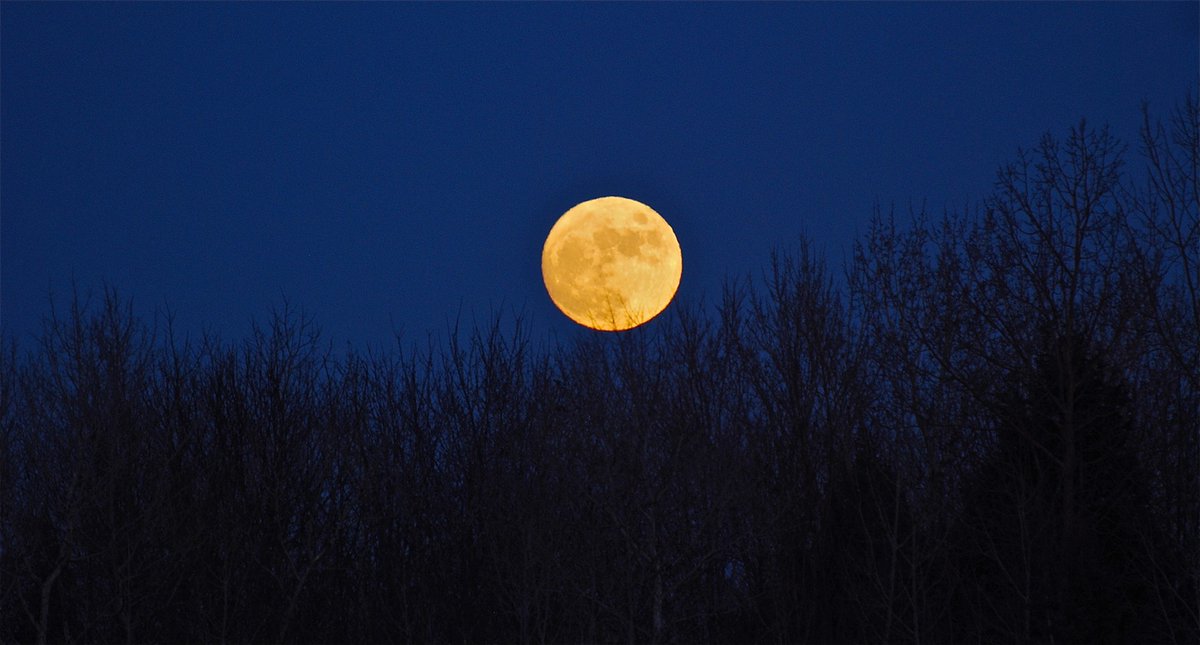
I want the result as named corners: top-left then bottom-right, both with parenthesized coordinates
top-left (1, 99), bottom-right (1196, 643)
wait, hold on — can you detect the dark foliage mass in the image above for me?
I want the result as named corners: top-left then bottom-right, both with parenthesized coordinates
top-left (2, 102), bottom-right (1198, 644)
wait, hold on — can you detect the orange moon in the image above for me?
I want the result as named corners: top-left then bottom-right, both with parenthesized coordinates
top-left (541, 196), bottom-right (682, 331)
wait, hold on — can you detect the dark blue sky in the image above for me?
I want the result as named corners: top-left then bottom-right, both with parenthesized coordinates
top-left (3, 3), bottom-right (1196, 350)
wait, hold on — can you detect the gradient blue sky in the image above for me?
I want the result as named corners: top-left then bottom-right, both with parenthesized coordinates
top-left (3, 3), bottom-right (1196, 350)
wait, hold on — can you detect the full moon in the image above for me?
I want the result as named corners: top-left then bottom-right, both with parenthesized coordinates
top-left (542, 196), bottom-right (682, 331)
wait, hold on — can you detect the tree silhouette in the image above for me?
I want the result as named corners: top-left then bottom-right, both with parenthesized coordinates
top-left (955, 331), bottom-right (1163, 643)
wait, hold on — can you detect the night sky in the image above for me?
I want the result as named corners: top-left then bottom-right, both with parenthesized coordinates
top-left (3, 2), bottom-right (1196, 350)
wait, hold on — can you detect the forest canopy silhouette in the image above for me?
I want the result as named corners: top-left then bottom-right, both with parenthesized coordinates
top-left (2, 100), bottom-right (1197, 644)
